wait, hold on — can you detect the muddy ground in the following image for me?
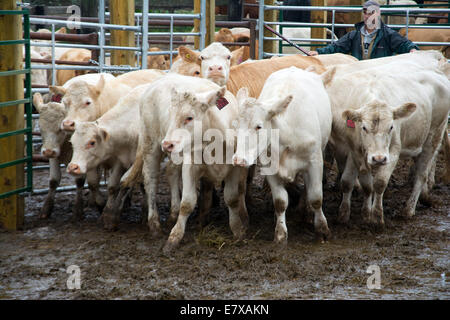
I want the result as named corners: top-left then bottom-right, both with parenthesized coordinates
top-left (0, 150), bottom-right (448, 300)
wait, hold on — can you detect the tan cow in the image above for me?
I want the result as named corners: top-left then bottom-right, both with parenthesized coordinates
top-left (146, 47), bottom-right (169, 70)
top-left (399, 28), bottom-right (450, 58)
top-left (56, 48), bottom-right (91, 85)
top-left (324, 59), bottom-right (450, 226)
top-left (172, 46), bottom-right (327, 98)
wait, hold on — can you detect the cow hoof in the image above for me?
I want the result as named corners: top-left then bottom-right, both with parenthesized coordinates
top-left (39, 200), bottom-right (54, 219)
top-left (400, 207), bottom-right (415, 219)
top-left (273, 236), bottom-right (288, 246)
top-left (71, 205), bottom-right (84, 221)
top-left (337, 203), bottom-right (350, 224)
top-left (148, 221), bottom-right (163, 239)
top-left (162, 241), bottom-right (178, 255)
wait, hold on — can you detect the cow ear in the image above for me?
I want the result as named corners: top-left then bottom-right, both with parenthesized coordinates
top-left (49, 85), bottom-right (66, 97)
top-left (178, 46), bottom-right (200, 64)
top-left (230, 47), bottom-right (245, 66)
top-left (393, 102), bottom-right (416, 120)
top-left (33, 93), bottom-right (45, 113)
top-left (236, 87), bottom-right (249, 106)
top-left (89, 75), bottom-right (105, 97)
top-left (321, 66), bottom-right (337, 87)
top-left (342, 109), bottom-right (362, 122)
top-left (56, 27), bottom-right (67, 34)
top-left (266, 95), bottom-right (293, 120)
top-left (195, 86), bottom-right (227, 110)
top-left (99, 127), bottom-right (110, 141)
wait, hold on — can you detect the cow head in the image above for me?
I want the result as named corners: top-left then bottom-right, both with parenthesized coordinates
top-left (342, 100), bottom-right (416, 166)
top-left (147, 47), bottom-right (169, 70)
top-left (67, 121), bottom-right (109, 175)
top-left (55, 75), bottom-right (106, 132)
top-left (33, 92), bottom-right (68, 159)
top-left (173, 43), bottom-right (243, 85)
top-left (170, 46), bottom-right (202, 77)
top-left (232, 87), bottom-right (292, 167)
top-left (161, 85), bottom-right (227, 154)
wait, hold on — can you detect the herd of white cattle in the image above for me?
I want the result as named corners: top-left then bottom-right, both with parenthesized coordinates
top-left (32, 42), bottom-right (450, 253)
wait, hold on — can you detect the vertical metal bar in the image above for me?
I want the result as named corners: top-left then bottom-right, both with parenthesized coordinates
top-left (142, 0), bottom-right (149, 69)
top-left (406, 8), bottom-right (409, 38)
top-left (332, 9), bottom-right (336, 43)
top-left (258, 0), bottom-right (264, 59)
top-left (23, 10), bottom-right (33, 193)
top-left (200, 0), bottom-right (206, 50)
top-left (170, 15), bottom-right (173, 67)
top-left (51, 24), bottom-right (55, 85)
top-left (136, 13), bottom-right (141, 68)
top-left (99, 0), bottom-right (105, 72)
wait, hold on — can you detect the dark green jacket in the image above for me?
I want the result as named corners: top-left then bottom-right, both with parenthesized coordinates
top-left (316, 21), bottom-right (419, 60)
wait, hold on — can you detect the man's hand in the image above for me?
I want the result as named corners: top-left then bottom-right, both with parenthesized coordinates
top-left (309, 50), bottom-right (319, 56)
top-left (410, 49), bottom-right (417, 53)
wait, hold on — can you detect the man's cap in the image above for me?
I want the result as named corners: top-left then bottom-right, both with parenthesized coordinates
top-left (363, 1), bottom-right (381, 9)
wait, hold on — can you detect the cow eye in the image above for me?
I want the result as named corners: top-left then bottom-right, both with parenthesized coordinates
top-left (184, 116), bottom-right (193, 124)
top-left (255, 125), bottom-right (262, 131)
top-left (389, 125), bottom-right (393, 132)
top-left (227, 55), bottom-right (231, 60)
top-left (85, 101), bottom-right (91, 106)
top-left (200, 56), bottom-right (205, 60)
top-left (362, 126), bottom-right (367, 132)
top-left (87, 140), bottom-right (95, 149)
top-left (194, 71), bottom-right (200, 76)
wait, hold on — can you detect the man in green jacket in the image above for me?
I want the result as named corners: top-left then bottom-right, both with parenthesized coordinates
top-left (309, 0), bottom-right (419, 60)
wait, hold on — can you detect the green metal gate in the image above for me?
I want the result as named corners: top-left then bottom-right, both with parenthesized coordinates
top-left (0, 9), bottom-right (33, 199)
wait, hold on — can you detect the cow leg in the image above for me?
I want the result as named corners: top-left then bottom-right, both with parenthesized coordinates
top-left (358, 169), bottom-right (373, 224)
top-left (402, 126), bottom-right (445, 218)
top-left (303, 158), bottom-right (329, 241)
top-left (224, 166), bottom-right (248, 240)
top-left (266, 174), bottom-right (288, 244)
top-left (87, 167), bottom-right (105, 212)
top-left (444, 134), bottom-right (450, 184)
top-left (371, 156), bottom-right (399, 227)
top-left (197, 177), bottom-right (214, 229)
top-left (139, 183), bottom-right (148, 224)
top-left (71, 175), bottom-right (86, 221)
top-left (419, 153), bottom-right (437, 206)
top-left (142, 144), bottom-right (163, 237)
top-left (39, 158), bottom-right (61, 219)
top-left (166, 161), bottom-right (181, 227)
top-left (337, 156), bottom-right (358, 224)
top-left (164, 164), bottom-right (199, 253)
top-left (102, 163), bottom-right (126, 231)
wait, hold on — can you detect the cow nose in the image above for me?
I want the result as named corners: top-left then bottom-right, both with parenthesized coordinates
top-left (62, 120), bottom-right (75, 131)
top-left (67, 163), bottom-right (80, 175)
top-left (42, 148), bottom-right (56, 158)
top-left (162, 141), bottom-right (174, 152)
top-left (232, 156), bottom-right (247, 167)
top-left (372, 155), bottom-right (387, 164)
top-left (209, 65), bottom-right (223, 72)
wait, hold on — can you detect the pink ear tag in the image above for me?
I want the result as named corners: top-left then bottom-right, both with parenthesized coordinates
top-left (347, 119), bottom-right (355, 128)
top-left (51, 94), bottom-right (62, 103)
top-left (216, 97), bottom-right (229, 110)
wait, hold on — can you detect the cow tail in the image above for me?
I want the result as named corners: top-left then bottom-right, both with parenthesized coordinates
top-left (121, 143), bottom-right (144, 188)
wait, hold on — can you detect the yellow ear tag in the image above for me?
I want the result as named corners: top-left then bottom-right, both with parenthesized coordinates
top-left (186, 54), bottom-right (190, 59)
